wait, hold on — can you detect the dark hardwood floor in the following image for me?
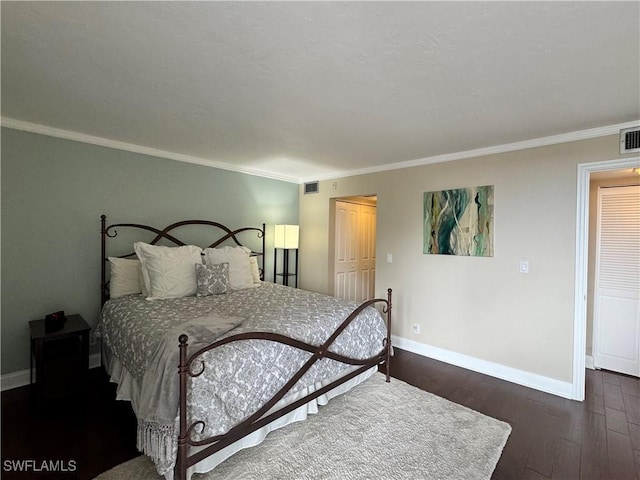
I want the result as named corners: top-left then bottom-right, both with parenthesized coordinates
top-left (391, 350), bottom-right (640, 480)
top-left (1, 368), bottom-right (138, 480)
top-left (2, 348), bottom-right (639, 479)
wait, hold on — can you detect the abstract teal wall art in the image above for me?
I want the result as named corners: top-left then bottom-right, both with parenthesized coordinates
top-left (423, 185), bottom-right (494, 256)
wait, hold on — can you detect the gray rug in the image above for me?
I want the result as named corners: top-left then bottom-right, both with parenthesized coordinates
top-left (95, 373), bottom-right (511, 480)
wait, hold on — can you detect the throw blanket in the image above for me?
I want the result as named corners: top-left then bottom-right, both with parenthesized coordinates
top-left (136, 312), bottom-right (242, 468)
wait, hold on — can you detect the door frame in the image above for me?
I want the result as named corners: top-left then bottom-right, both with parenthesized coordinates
top-left (574, 156), bottom-right (640, 400)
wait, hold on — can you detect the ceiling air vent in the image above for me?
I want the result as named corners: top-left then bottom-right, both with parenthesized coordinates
top-left (304, 181), bottom-right (319, 194)
top-left (620, 126), bottom-right (640, 154)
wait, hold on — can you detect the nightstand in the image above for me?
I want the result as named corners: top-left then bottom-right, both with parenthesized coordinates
top-left (29, 314), bottom-right (90, 409)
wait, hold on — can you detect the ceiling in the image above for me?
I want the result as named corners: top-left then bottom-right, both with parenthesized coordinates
top-left (2, 2), bottom-right (639, 183)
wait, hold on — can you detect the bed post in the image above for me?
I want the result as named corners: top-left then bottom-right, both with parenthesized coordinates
top-left (262, 223), bottom-right (266, 281)
top-left (100, 214), bottom-right (107, 306)
top-left (175, 334), bottom-right (189, 480)
top-left (386, 288), bottom-right (392, 383)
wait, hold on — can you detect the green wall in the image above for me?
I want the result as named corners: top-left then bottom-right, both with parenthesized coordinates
top-left (1, 127), bottom-right (299, 374)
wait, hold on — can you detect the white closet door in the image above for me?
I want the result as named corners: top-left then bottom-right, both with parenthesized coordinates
top-left (593, 185), bottom-right (640, 377)
top-left (334, 201), bottom-right (377, 301)
top-left (335, 201), bottom-right (359, 301)
top-left (357, 204), bottom-right (377, 302)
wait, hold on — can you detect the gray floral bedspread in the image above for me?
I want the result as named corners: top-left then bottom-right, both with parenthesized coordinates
top-left (100, 282), bottom-right (387, 475)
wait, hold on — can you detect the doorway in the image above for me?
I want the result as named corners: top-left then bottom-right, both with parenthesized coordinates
top-left (330, 195), bottom-right (377, 302)
top-left (574, 157), bottom-right (640, 400)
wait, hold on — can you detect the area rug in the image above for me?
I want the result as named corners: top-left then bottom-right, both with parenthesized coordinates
top-left (94, 373), bottom-right (511, 480)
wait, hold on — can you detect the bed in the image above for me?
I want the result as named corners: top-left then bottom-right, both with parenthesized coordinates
top-left (98, 215), bottom-right (392, 480)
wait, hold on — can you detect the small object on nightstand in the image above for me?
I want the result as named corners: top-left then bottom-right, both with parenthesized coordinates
top-left (29, 314), bottom-right (90, 411)
top-left (44, 310), bottom-right (67, 333)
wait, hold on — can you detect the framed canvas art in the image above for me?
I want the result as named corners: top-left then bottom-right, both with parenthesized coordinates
top-left (423, 185), bottom-right (494, 256)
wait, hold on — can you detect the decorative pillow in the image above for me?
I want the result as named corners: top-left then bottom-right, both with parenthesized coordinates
top-left (108, 257), bottom-right (143, 298)
top-left (202, 246), bottom-right (254, 290)
top-left (134, 242), bottom-right (203, 300)
top-left (195, 263), bottom-right (229, 296)
top-left (249, 256), bottom-right (262, 284)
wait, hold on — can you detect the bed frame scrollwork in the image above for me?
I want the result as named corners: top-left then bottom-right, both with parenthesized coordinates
top-left (175, 290), bottom-right (391, 479)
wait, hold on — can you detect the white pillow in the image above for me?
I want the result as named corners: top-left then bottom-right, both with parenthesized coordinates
top-left (108, 257), bottom-right (143, 298)
top-left (249, 256), bottom-right (262, 284)
top-left (134, 242), bottom-right (203, 300)
top-left (203, 246), bottom-right (254, 290)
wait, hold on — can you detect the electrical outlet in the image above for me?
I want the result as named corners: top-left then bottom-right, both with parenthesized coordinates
top-left (89, 332), bottom-right (97, 346)
top-left (412, 324), bottom-right (421, 335)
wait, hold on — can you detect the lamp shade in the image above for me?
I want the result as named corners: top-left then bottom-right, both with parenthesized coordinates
top-left (274, 225), bottom-right (299, 249)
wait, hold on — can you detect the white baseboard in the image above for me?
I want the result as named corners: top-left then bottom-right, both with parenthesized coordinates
top-left (392, 335), bottom-right (575, 400)
top-left (585, 355), bottom-right (595, 370)
top-left (0, 370), bottom-right (32, 392)
top-left (1, 353), bottom-right (102, 392)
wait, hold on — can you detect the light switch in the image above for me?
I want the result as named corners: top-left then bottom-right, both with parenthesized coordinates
top-left (519, 261), bottom-right (529, 274)
top-left (386, 253), bottom-right (393, 263)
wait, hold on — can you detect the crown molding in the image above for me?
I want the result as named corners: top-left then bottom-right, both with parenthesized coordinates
top-left (2, 116), bottom-right (637, 185)
top-left (303, 120), bottom-right (640, 183)
top-left (0, 117), bottom-right (300, 184)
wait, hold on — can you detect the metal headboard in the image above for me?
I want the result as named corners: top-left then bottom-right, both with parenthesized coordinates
top-left (100, 214), bottom-right (265, 305)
